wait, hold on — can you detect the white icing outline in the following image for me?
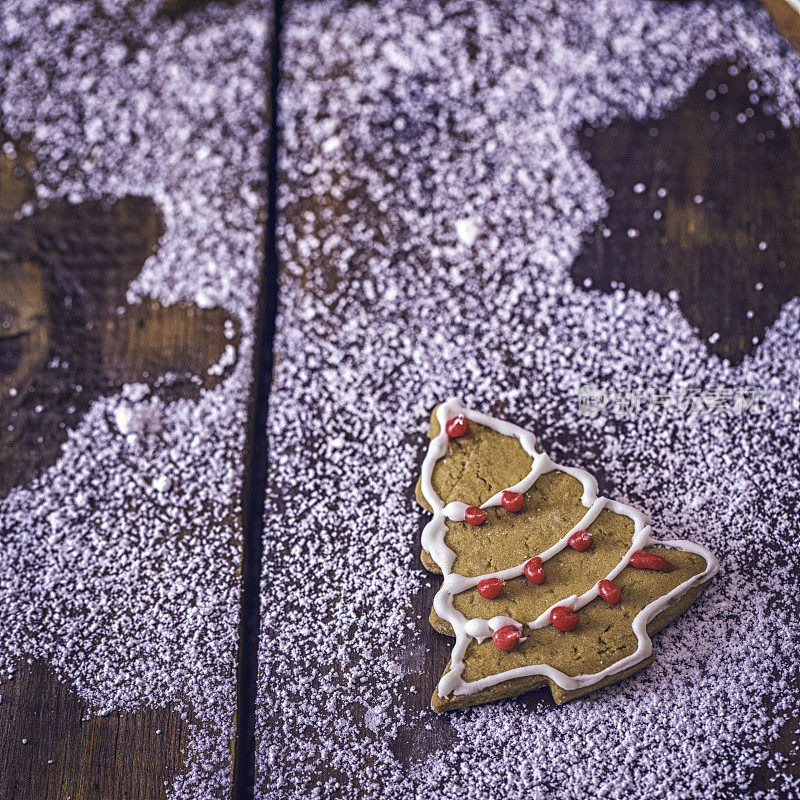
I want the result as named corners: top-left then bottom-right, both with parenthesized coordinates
top-left (420, 398), bottom-right (719, 700)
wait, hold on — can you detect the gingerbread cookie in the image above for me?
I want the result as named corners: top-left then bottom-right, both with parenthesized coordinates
top-left (416, 399), bottom-right (719, 712)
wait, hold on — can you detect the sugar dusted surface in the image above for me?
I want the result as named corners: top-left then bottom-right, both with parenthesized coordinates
top-left (0, 1), bottom-right (269, 797)
top-left (258, 1), bottom-right (800, 798)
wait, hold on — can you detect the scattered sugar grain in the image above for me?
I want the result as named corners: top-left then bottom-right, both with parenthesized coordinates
top-left (0, 1), bottom-right (270, 797)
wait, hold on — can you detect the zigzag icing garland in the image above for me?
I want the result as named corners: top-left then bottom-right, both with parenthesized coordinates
top-left (420, 398), bottom-right (719, 700)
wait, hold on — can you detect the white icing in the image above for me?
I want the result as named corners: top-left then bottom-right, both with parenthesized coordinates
top-left (464, 616), bottom-right (523, 644)
top-left (420, 398), bottom-right (719, 700)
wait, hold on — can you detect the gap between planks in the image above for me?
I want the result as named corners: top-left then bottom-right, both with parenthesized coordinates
top-left (233, 0), bottom-right (284, 797)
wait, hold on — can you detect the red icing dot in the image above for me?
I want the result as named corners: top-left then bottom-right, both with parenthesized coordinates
top-left (464, 506), bottom-right (487, 526)
top-left (445, 415), bottom-right (469, 438)
top-left (550, 605), bottom-right (579, 631)
top-left (629, 550), bottom-right (674, 570)
top-left (568, 530), bottom-right (593, 551)
top-left (500, 490), bottom-right (524, 513)
top-left (477, 577), bottom-right (504, 599)
top-left (523, 556), bottom-right (545, 584)
top-left (492, 625), bottom-right (522, 652)
top-left (598, 578), bottom-right (621, 604)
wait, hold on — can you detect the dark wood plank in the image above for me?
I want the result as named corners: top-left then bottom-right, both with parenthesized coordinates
top-left (160, 0), bottom-right (238, 18)
top-left (0, 135), bottom-right (239, 498)
top-left (0, 661), bottom-right (194, 800)
top-left (572, 60), bottom-right (800, 365)
top-left (0, 0), bottom-right (277, 790)
top-left (0, 13), bottom-right (263, 788)
top-left (0, 134), bottom-right (237, 800)
top-left (260, 9), bottom-right (800, 797)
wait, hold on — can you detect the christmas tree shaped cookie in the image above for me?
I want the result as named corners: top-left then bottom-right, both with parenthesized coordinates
top-left (416, 399), bottom-right (718, 712)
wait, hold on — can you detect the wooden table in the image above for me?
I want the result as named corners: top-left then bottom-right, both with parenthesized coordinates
top-left (0, 0), bottom-right (275, 797)
top-left (0, 149), bottom-right (241, 797)
top-left (1, 0), bottom-right (799, 798)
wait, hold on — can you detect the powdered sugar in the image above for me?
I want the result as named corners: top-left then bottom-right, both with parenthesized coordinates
top-left (258, 1), bottom-right (800, 797)
top-left (0, 1), bottom-right (269, 797)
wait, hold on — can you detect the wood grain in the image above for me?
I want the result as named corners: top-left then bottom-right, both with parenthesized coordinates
top-left (160, 0), bottom-right (238, 18)
top-left (0, 129), bottom-right (247, 798)
top-left (0, 662), bottom-right (194, 800)
top-left (0, 135), bottom-right (240, 497)
top-left (572, 60), bottom-right (800, 365)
